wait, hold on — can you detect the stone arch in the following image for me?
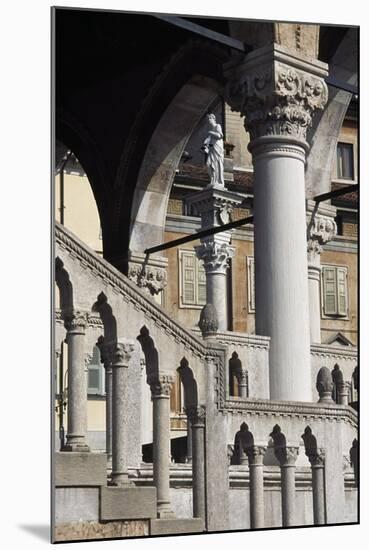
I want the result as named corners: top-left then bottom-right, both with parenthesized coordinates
top-left (92, 292), bottom-right (117, 344)
top-left (177, 357), bottom-right (199, 411)
top-left (231, 422), bottom-right (255, 465)
top-left (113, 40), bottom-right (228, 259)
top-left (55, 257), bottom-right (73, 312)
top-left (136, 325), bottom-right (159, 385)
top-left (305, 28), bottom-right (358, 196)
top-left (56, 108), bottom-right (112, 248)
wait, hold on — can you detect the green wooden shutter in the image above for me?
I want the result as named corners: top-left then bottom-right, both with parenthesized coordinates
top-left (197, 260), bottom-right (207, 305)
top-left (323, 267), bottom-right (337, 315)
top-left (337, 267), bottom-right (348, 316)
top-left (182, 252), bottom-right (196, 304)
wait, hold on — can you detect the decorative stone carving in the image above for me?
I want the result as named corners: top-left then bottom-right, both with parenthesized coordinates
top-left (275, 446), bottom-right (299, 467)
top-left (112, 341), bottom-right (135, 368)
top-left (84, 353), bottom-right (93, 368)
top-left (198, 303), bottom-right (218, 337)
top-left (202, 113), bottom-right (225, 188)
top-left (128, 263), bottom-right (167, 296)
top-left (149, 373), bottom-right (174, 398)
top-left (186, 405), bottom-right (206, 427)
top-left (306, 201), bottom-right (337, 264)
top-left (246, 445), bottom-right (266, 465)
top-left (224, 44), bottom-right (328, 143)
top-left (63, 310), bottom-right (89, 333)
top-left (195, 241), bottom-right (235, 274)
top-left (308, 448), bottom-right (325, 468)
top-left (316, 367), bottom-right (334, 403)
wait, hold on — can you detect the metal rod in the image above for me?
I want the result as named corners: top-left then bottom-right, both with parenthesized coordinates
top-left (144, 184), bottom-right (358, 255)
top-left (144, 215), bottom-right (254, 254)
top-left (154, 15), bottom-right (246, 52)
top-left (314, 184), bottom-right (358, 204)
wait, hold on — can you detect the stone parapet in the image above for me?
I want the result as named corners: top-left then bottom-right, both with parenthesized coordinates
top-left (100, 487), bottom-right (157, 521)
top-left (54, 452), bottom-right (107, 487)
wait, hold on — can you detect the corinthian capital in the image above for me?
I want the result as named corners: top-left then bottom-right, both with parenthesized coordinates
top-left (224, 44), bottom-right (328, 142)
top-left (149, 373), bottom-right (175, 398)
top-left (112, 340), bottom-right (135, 368)
top-left (186, 405), bottom-right (206, 426)
top-left (195, 241), bottom-right (235, 274)
top-left (306, 200), bottom-right (337, 263)
top-left (63, 310), bottom-right (89, 333)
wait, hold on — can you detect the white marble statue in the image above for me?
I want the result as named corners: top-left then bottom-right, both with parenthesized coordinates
top-left (202, 113), bottom-right (224, 188)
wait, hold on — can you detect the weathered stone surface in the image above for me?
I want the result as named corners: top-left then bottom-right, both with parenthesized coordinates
top-left (55, 488), bottom-right (99, 523)
top-left (53, 520), bottom-right (149, 542)
top-left (100, 487), bottom-right (157, 521)
top-left (149, 517), bottom-right (204, 535)
top-left (54, 452), bottom-right (107, 486)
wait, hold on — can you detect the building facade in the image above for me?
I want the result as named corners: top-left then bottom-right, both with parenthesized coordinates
top-left (53, 11), bottom-right (358, 542)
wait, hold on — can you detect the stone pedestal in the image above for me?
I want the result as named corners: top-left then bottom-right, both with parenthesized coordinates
top-left (150, 374), bottom-right (175, 518)
top-left (306, 201), bottom-right (337, 344)
top-left (187, 406), bottom-right (206, 522)
top-left (275, 446), bottom-right (299, 527)
top-left (186, 188), bottom-right (243, 331)
top-left (247, 446), bottom-right (266, 529)
top-left (225, 43), bottom-right (329, 402)
top-left (110, 340), bottom-right (135, 487)
top-left (309, 450), bottom-right (326, 525)
top-left (62, 311), bottom-right (90, 452)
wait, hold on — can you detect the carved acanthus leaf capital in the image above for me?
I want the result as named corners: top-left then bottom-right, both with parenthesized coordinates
top-left (246, 445), bottom-right (267, 465)
top-left (186, 405), bottom-right (206, 426)
top-left (225, 48), bottom-right (328, 142)
top-left (274, 445), bottom-right (299, 466)
top-left (63, 310), bottom-right (89, 333)
top-left (195, 241), bottom-right (234, 274)
top-left (308, 448), bottom-right (325, 467)
top-left (112, 340), bottom-right (135, 368)
top-left (149, 373), bottom-right (175, 398)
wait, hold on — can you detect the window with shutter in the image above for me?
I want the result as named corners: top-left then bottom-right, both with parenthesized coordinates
top-left (179, 250), bottom-right (208, 307)
top-left (247, 257), bottom-right (255, 313)
top-left (322, 266), bottom-right (348, 318)
top-left (336, 142), bottom-right (354, 180)
top-left (87, 345), bottom-right (104, 395)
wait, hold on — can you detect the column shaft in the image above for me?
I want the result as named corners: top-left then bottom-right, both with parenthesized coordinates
top-left (247, 446), bottom-right (266, 529)
top-left (191, 418), bottom-right (206, 521)
top-left (63, 313), bottom-right (89, 452)
top-left (280, 465), bottom-right (296, 527)
top-left (308, 265), bottom-right (322, 343)
top-left (110, 341), bottom-right (134, 486)
top-left (206, 272), bottom-right (227, 331)
top-left (105, 366), bottom-right (113, 461)
top-left (312, 465), bottom-right (326, 524)
top-left (253, 140), bottom-right (311, 401)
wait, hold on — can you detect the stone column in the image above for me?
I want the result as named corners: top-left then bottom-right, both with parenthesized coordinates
top-left (238, 371), bottom-right (248, 398)
top-left (306, 201), bottom-right (337, 343)
top-left (186, 189), bottom-right (243, 331)
top-left (247, 446), bottom-right (266, 529)
top-left (62, 310), bottom-right (90, 452)
top-left (225, 44), bottom-right (329, 401)
top-left (96, 336), bottom-right (113, 464)
top-left (186, 420), bottom-right (193, 464)
top-left (110, 340), bottom-right (135, 486)
top-left (338, 381), bottom-right (351, 406)
top-left (308, 449), bottom-right (326, 525)
top-left (275, 446), bottom-right (299, 527)
top-left (150, 373), bottom-right (175, 518)
top-left (187, 406), bottom-right (206, 521)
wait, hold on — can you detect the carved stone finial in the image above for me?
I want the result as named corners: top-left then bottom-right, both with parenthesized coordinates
top-left (199, 303), bottom-right (219, 337)
top-left (316, 367), bottom-right (334, 403)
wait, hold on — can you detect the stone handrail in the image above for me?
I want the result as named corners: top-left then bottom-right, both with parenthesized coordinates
top-left (55, 222), bottom-right (207, 358)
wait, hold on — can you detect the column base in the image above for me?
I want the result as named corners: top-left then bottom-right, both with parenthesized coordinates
top-left (157, 505), bottom-right (176, 519)
top-left (108, 473), bottom-right (134, 487)
top-left (61, 442), bottom-right (90, 453)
